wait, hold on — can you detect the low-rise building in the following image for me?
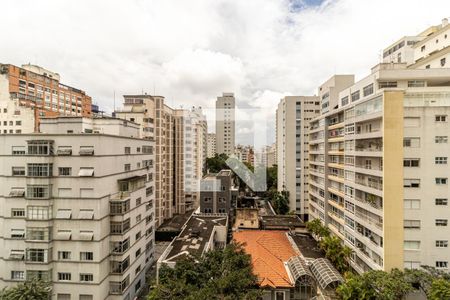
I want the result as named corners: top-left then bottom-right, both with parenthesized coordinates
top-left (200, 170), bottom-right (238, 214)
top-left (156, 213), bottom-right (228, 278)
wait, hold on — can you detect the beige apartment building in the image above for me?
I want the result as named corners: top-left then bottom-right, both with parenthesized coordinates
top-left (216, 93), bottom-right (235, 156)
top-left (0, 117), bottom-right (155, 300)
top-left (207, 133), bottom-right (217, 158)
top-left (308, 20), bottom-right (450, 273)
top-left (276, 96), bottom-right (320, 218)
top-left (116, 95), bottom-right (207, 226)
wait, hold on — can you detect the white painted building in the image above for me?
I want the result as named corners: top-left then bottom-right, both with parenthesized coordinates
top-left (207, 133), bottom-right (217, 158)
top-left (0, 117), bottom-right (155, 300)
top-left (215, 93), bottom-right (235, 156)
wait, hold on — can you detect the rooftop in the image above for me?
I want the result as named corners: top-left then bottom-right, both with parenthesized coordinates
top-left (233, 230), bottom-right (298, 288)
top-left (290, 233), bottom-right (325, 259)
top-left (162, 214), bottom-right (227, 263)
top-left (261, 215), bottom-right (305, 229)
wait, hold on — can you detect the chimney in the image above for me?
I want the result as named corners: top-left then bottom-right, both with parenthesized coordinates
top-left (443, 18), bottom-right (448, 27)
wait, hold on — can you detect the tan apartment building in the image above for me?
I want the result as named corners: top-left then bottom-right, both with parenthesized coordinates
top-left (116, 96), bottom-right (207, 226)
top-left (0, 117), bottom-right (155, 300)
top-left (308, 20), bottom-right (450, 274)
top-left (207, 133), bottom-right (217, 158)
top-left (0, 63), bottom-right (92, 133)
top-left (216, 93), bottom-right (235, 156)
top-left (276, 96), bottom-right (320, 218)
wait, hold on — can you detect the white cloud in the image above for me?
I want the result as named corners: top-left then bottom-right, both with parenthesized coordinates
top-left (1, 0), bottom-right (448, 143)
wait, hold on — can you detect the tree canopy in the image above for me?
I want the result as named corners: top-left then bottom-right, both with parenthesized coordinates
top-left (0, 279), bottom-right (51, 300)
top-left (149, 243), bottom-right (261, 300)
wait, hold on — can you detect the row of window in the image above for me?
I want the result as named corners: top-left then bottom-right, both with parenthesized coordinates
top-left (403, 177), bottom-right (448, 186)
top-left (404, 158), bottom-right (449, 166)
top-left (404, 198), bottom-right (448, 208)
top-left (404, 219), bottom-right (448, 229)
top-left (404, 240), bottom-right (449, 249)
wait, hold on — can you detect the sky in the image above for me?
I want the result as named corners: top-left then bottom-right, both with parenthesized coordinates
top-left (1, 0), bottom-right (449, 144)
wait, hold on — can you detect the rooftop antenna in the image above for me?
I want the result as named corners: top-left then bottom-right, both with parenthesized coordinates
top-left (113, 90), bottom-right (116, 113)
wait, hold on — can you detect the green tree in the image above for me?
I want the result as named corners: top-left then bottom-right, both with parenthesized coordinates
top-left (149, 243), bottom-right (261, 300)
top-left (0, 279), bottom-right (51, 300)
top-left (205, 153), bottom-right (229, 174)
top-left (319, 236), bottom-right (352, 273)
top-left (429, 278), bottom-right (450, 300)
top-left (270, 190), bottom-right (290, 215)
top-left (266, 165), bottom-right (277, 191)
top-left (305, 219), bottom-right (330, 239)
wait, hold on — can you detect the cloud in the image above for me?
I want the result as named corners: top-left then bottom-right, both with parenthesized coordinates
top-left (1, 0), bottom-right (448, 143)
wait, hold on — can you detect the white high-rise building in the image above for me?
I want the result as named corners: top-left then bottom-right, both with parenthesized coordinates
top-left (0, 116), bottom-right (155, 299)
top-left (308, 19), bottom-right (450, 273)
top-left (215, 93), bottom-right (235, 156)
top-left (276, 96), bottom-right (320, 218)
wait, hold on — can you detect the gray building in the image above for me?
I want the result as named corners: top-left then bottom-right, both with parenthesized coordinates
top-left (200, 170), bottom-right (238, 214)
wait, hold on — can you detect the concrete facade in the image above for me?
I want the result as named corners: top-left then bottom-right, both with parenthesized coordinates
top-left (215, 93), bottom-right (235, 156)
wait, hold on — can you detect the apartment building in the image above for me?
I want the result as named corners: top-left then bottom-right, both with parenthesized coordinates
top-left (216, 93), bottom-right (235, 156)
top-left (200, 170), bottom-right (238, 214)
top-left (177, 107), bottom-right (208, 210)
top-left (276, 96), bottom-right (320, 218)
top-left (115, 95), bottom-right (178, 227)
top-left (207, 133), bottom-right (217, 158)
top-left (0, 63), bottom-right (92, 133)
top-left (0, 117), bottom-right (155, 300)
top-left (234, 144), bottom-right (254, 165)
top-left (309, 60), bottom-right (450, 273)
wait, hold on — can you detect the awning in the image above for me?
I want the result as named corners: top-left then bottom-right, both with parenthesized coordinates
top-left (56, 209), bottom-right (72, 219)
top-left (78, 168), bottom-right (94, 177)
top-left (79, 231), bottom-right (94, 241)
top-left (310, 258), bottom-right (344, 290)
top-left (57, 148), bottom-right (72, 156)
top-left (11, 229), bottom-right (25, 238)
top-left (9, 189), bottom-right (25, 197)
top-left (79, 148), bottom-right (94, 156)
top-left (78, 210), bottom-right (94, 219)
top-left (10, 250), bottom-right (25, 260)
top-left (57, 231), bottom-right (72, 240)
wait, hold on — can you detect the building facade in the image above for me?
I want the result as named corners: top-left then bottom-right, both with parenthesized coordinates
top-left (200, 170), bottom-right (238, 214)
top-left (0, 117), bottom-right (155, 300)
top-left (215, 93), bottom-right (235, 156)
top-left (207, 133), bottom-right (217, 158)
top-left (115, 95), bottom-right (184, 227)
top-left (276, 96), bottom-right (320, 218)
top-left (0, 63), bottom-right (92, 133)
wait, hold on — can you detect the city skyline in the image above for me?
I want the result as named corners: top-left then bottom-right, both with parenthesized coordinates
top-left (1, 0), bottom-right (448, 144)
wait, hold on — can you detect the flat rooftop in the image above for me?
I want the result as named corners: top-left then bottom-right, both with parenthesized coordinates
top-left (290, 233), bottom-right (325, 259)
top-left (261, 215), bottom-right (305, 228)
top-left (157, 209), bottom-right (195, 232)
top-left (163, 214), bottom-right (227, 263)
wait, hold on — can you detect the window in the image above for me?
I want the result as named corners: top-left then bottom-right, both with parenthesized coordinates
top-left (80, 273), bottom-right (93, 282)
top-left (124, 164), bottom-right (131, 172)
top-left (435, 157), bottom-right (448, 164)
top-left (351, 90), bottom-right (360, 102)
top-left (404, 199), bottom-right (420, 209)
top-left (27, 163), bottom-right (53, 177)
top-left (341, 96), bottom-right (349, 106)
top-left (441, 58), bottom-right (446, 67)
top-left (436, 219), bottom-right (448, 226)
top-left (58, 251), bottom-right (71, 260)
top-left (404, 241), bottom-right (420, 250)
top-left (404, 220), bottom-right (421, 229)
top-left (404, 261), bottom-right (421, 269)
top-left (403, 159), bottom-right (420, 167)
top-left (12, 146), bottom-right (26, 155)
top-left (80, 252), bottom-right (94, 261)
top-left (436, 240), bottom-right (448, 248)
top-left (276, 291), bottom-right (285, 300)
top-left (218, 197), bottom-right (226, 203)
top-left (403, 137), bottom-right (420, 148)
top-left (27, 249), bottom-right (47, 262)
top-left (11, 208), bottom-right (25, 217)
top-left (124, 147), bottom-right (131, 154)
top-left (403, 179), bottom-right (420, 188)
top-left (436, 198), bottom-right (448, 205)
top-left (11, 229), bottom-right (25, 239)
top-left (435, 178), bottom-right (448, 185)
top-left (435, 136), bottom-right (448, 143)
top-left (11, 271), bottom-right (25, 280)
top-left (363, 84), bottom-right (374, 97)
top-left (12, 167), bottom-right (25, 176)
top-left (56, 146), bottom-right (72, 156)
top-left (26, 185), bottom-right (50, 199)
top-left (27, 206), bottom-right (51, 220)
top-left (435, 115), bottom-right (447, 122)
top-left (203, 197), bottom-right (212, 203)
top-left (436, 261), bottom-right (448, 269)
top-left (28, 141), bottom-right (52, 155)
top-left (56, 209), bottom-right (72, 219)
top-left (379, 81), bottom-right (397, 88)
top-left (408, 80), bottom-right (426, 87)
top-left (136, 197), bottom-right (141, 206)
top-left (27, 228), bottom-right (48, 241)
top-left (59, 167), bottom-right (72, 176)
top-left (58, 272), bottom-right (71, 281)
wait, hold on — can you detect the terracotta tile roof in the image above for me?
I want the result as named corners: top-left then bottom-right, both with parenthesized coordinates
top-left (233, 230), bottom-right (297, 288)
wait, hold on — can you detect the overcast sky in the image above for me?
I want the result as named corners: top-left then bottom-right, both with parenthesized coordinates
top-left (1, 0), bottom-right (448, 144)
